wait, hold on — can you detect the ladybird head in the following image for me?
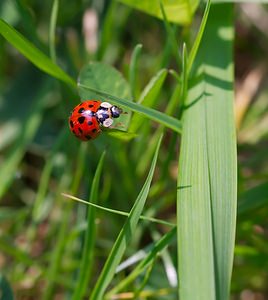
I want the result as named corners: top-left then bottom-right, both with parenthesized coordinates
top-left (111, 105), bottom-right (122, 118)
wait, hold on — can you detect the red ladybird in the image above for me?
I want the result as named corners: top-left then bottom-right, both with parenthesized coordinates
top-left (69, 100), bottom-right (122, 141)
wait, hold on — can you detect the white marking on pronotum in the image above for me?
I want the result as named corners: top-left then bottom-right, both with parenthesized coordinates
top-left (100, 102), bottom-right (112, 108)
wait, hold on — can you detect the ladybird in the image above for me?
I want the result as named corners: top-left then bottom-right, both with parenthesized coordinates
top-left (69, 100), bottom-right (123, 141)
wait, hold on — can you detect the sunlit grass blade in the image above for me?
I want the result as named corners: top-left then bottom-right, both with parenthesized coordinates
top-left (187, 0), bottom-right (211, 75)
top-left (90, 135), bottom-right (163, 300)
top-left (0, 18), bottom-right (76, 88)
top-left (78, 84), bottom-right (182, 133)
top-left (177, 4), bottom-right (236, 300)
top-left (71, 151), bottom-right (106, 300)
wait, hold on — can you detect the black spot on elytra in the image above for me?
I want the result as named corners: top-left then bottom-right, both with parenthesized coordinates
top-left (86, 135), bottom-right (92, 140)
top-left (78, 116), bottom-right (85, 124)
top-left (78, 128), bottom-right (83, 134)
top-left (92, 128), bottom-right (97, 133)
top-left (88, 104), bottom-right (94, 108)
top-left (78, 107), bottom-right (85, 113)
top-left (87, 121), bottom-right (93, 125)
top-left (69, 120), bottom-right (74, 128)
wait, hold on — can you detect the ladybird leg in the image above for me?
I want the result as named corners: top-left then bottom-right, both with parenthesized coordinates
top-left (102, 118), bottom-right (113, 127)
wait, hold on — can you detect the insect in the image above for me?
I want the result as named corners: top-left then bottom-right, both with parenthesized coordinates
top-left (69, 100), bottom-right (123, 141)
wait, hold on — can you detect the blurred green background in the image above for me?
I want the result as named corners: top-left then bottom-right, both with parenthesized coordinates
top-left (0, 0), bottom-right (268, 299)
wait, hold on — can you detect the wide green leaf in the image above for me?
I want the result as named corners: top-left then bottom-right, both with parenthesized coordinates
top-left (78, 62), bottom-right (132, 129)
top-left (0, 18), bottom-right (76, 88)
top-left (177, 4), bottom-right (236, 300)
top-left (90, 136), bottom-right (162, 300)
top-left (117, 0), bottom-right (199, 25)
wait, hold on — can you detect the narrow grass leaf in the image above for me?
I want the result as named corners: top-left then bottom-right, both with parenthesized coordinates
top-left (0, 18), bottom-right (76, 88)
top-left (49, 0), bottom-right (59, 63)
top-left (129, 69), bottom-right (168, 132)
top-left (71, 151), bottom-right (106, 300)
top-left (107, 227), bottom-right (176, 297)
top-left (62, 193), bottom-right (174, 227)
top-left (78, 84), bottom-right (182, 133)
top-left (187, 0), bottom-right (211, 75)
top-left (90, 136), bottom-right (163, 300)
top-left (129, 43), bottom-right (143, 98)
top-left (177, 4), bottom-right (236, 300)
top-left (160, 1), bottom-right (181, 67)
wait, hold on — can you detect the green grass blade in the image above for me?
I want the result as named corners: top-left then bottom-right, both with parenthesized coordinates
top-left (71, 151), bottom-right (106, 300)
top-left (160, 1), bottom-right (181, 67)
top-left (129, 43), bottom-right (143, 99)
top-left (177, 4), bottom-right (236, 300)
top-left (49, 0), bottom-right (59, 63)
top-left (62, 193), bottom-right (174, 227)
top-left (187, 0), bottom-right (211, 75)
top-left (129, 68), bottom-right (168, 133)
top-left (90, 135), bottom-right (163, 300)
top-left (0, 18), bottom-right (76, 88)
top-left (106, 227), bottom-right (176, 297)
top-left (78, 83), bottom-right (182, 133)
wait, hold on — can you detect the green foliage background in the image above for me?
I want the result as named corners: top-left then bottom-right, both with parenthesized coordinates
top-left (0, 0), bottom-right (268, 299)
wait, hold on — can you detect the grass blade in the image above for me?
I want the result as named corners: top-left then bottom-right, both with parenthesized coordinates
top-left (129, 68), bottom-right (168, 133)
top-left (49, 0), bottom-right (59, 63)
top-left (78, 83), bottom-right (182, 133)
top-left (177, 4), bottom-right (236, 300)
top-left (106, 227), bottom-right (176, 297)
top-left (71, 151), bottom-right (106, 300)
top-left (187, 0), bottom-right (211, 75)
top-left (90, 135), bottom-right (163, 300)
top-left (0, 18), bottom-right (76, 88)
top-left (129, 43), bottom-right (143, 98)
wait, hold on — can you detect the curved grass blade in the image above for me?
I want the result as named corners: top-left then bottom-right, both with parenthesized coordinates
top-left (177, 4), bottom-right (236, 300)
top-left (0, 18), bottom-right (76, 88)
top-left (90, 135), bottom-right (163, 300)
top-left (62, 193), bottom-right (174, 227)
top-left (71, 151), bottom-right (106, 300)
top-left (129, 69), bottom-right (168, 133)
top-left (78, 84), bottom-right (182, 134)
